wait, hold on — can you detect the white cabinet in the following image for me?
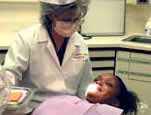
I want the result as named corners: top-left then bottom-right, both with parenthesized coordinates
top-left (116, 50), bottom-right (151, 81)
top-left (81, 0), bottom-right (125, 36)
top-left (0, 50), bottom-right (7, 65)
top-left (89, 48), bottom-right (116, 78)
top-left (115, 50), bottom-right (151, 115)
top-left (0, 54), bottom-right (5, 65)
top-left (115, 51), bottom-right (130, 78)
top-left (129, 52), bottom-right (151, 82)
top-left (126, 0), bottom-right (137, 4)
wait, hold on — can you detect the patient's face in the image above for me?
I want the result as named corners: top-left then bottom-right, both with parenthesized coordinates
top-left (86, 73), bottom-right (120, 104)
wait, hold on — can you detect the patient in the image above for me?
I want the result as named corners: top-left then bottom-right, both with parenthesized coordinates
top-left (32, 73), bottom-right (139, 115)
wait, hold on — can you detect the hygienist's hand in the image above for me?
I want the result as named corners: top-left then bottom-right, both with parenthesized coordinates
top-left (0, 72), bottom-right (10, 114)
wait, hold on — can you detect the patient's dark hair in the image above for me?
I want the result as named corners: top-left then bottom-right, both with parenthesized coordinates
top-left (115, 75), bottom-right (140, 115)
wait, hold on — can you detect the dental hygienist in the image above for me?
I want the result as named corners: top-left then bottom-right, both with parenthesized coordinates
top-left (1, 0), bottom-right (93, 113)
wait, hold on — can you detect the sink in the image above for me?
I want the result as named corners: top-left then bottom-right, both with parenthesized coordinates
top-left (123, 35), bottom-right (151, 44)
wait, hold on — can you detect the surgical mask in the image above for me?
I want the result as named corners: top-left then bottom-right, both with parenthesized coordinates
top-left (53, 19), bottom-right (83, 37)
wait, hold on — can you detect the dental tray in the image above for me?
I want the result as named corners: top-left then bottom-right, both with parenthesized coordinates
top-left (6, 87), bottom-right (33, 110)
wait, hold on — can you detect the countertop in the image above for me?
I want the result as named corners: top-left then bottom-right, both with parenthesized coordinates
top-left (85, 34), bottom-right (151, 51)
top-left (1, 33), bottom-right (151, 51)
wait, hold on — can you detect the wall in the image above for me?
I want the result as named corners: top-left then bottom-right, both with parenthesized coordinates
top-left (0, 1), bottom-right (40, 39)
top-left (1, 0), bottom-right (151, 39)
top-left (126, 4), bottom-right (151, 35)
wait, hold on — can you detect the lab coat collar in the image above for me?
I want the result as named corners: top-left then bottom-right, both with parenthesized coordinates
top-left (36, 25), bottom-right (81, 67)
top-left (37, 25), bottom-right (60, 67)
top-left (36, 26), bottom-right (81, 46)
top-left (62, 32), bottom-right (81, 66)
top-left (36, 25), bottom-right (81, 46)
top-left (37, 25), bottom-right (49, 43)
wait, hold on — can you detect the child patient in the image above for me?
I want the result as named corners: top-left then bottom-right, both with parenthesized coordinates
top-left (32, 73), bottom-right (139, 115)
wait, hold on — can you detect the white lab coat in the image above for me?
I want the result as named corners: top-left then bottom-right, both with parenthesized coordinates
top-left (2, 24), bottom-right (93, 107)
